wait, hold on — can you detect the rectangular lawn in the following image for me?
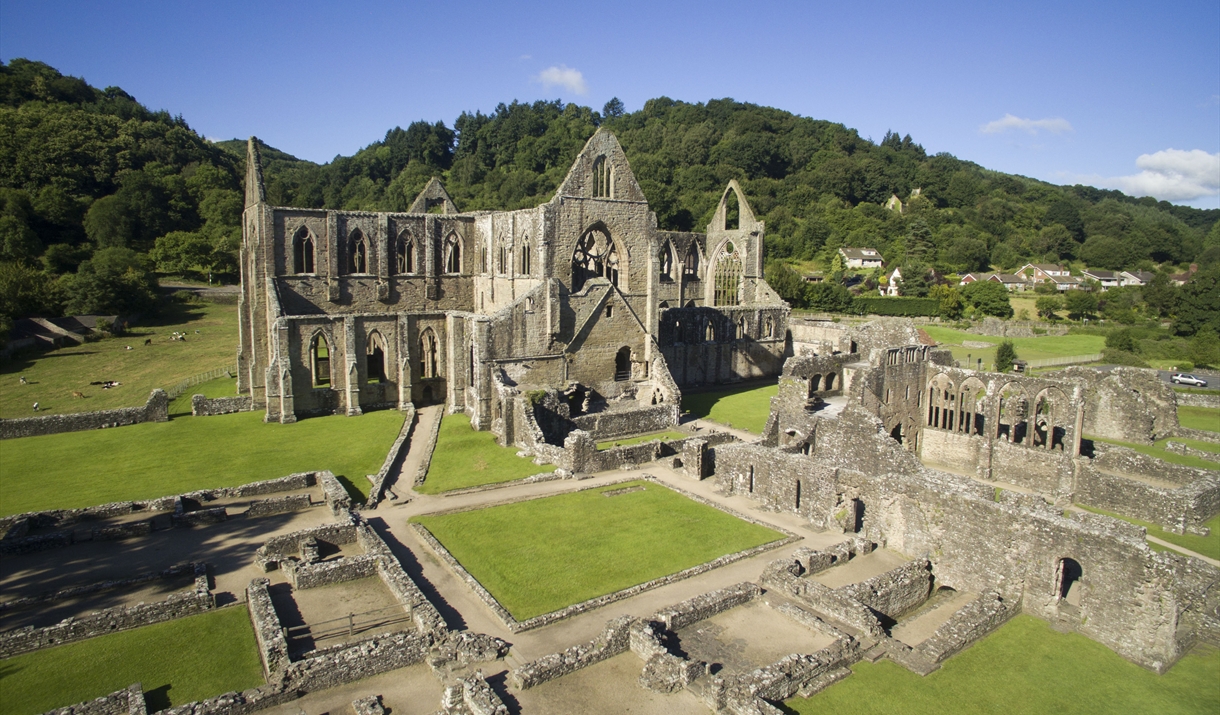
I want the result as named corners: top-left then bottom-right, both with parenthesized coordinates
top-left (0, 409), bottom-right (405, 515)
top-left (415, 412), bottom-right (555, 494)
top-left (412, 480), bottom-right (783, 620)
top-left (785, 615), bottom-right (1219, 715)
top-left (0, 605), bottom-right (264, 715)
top-left (1178, 405), bottom-right (1219, 433)
top-left (681, 382), bottom-right (778, 434)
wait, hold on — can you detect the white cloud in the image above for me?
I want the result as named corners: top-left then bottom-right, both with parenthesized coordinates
top-left (1103, 149), bottom-right (1220, 202)
top-left (980, 113), bottom-right (1074, 135)
top-left (534, 65), bottom-right (587, 95)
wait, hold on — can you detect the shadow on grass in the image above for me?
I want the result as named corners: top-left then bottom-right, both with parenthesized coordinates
top-left (681, 380), bottom-right (778, 419)
top-left (144, 684), bottom-right (173, 712)
top-left (365, 516), bottom-right (468, 632)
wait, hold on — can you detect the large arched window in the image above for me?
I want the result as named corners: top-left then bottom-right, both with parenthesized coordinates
top-left (347, 229), bottom-right (368, 274)
top-left (310, 333), bottom-right (330, 387)
top-left (683, 244), bottom-right (700, 280)
top-left (592, 155), bottom-right (612, 198)
top-left (292, 226), bottom-right (315, 274)
top-left (571, 227), bottom-right (620, 292)
top-left (497, 239), bottom-right (507, 275)
top-left (713, 241), bottom-right (743, 306)
top-left (520, 236), bottom-right (531, 275)
top-left (658, 244), bottom-right (674, 282)
top-left (444, 234), bottom-right (461, 274)
top-left (396, 231), bottom-right (414, 274)
top-left (366, 331), bottom-right (386, 383)
top-left (419, 328), bottom-right (438, 379)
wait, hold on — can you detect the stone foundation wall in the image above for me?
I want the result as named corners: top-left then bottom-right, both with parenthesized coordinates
top-left (42, 683), bottom-right (146, 715)
top-left (0, 389), bottom-right (168, 440)
top-left (254, 515), bottom-right (358, 571)
top-left (917, 591), bottom-right (1018, 663)
top-left (247, 578), bottom-right (291, 678)
top-left (571, 403), bottom-right (676, 441)
top-left (840, 559), bottom-right (932, 619)
top-left (245, 494), bottom-right (313, 518)
top-left (1176, 392), bottom-right (1220, 408)
top-left (190, 394), bottom-right (253, 416)
top-left (510, 614), bottom-right (635, 689)
top-left (283, 554), bottom-right (379, 589)
top-left (366, 404), bottom-right (415, 507)
top-left (1075, 445), bottom-right (1220, 534)
top-left (0, 565), bottom-right (211, 658)
top-left (652, 582), bottom-right (761, 631)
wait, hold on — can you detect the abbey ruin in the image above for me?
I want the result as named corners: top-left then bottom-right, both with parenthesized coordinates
top-left (2, 131), bottom-right (1216, 715)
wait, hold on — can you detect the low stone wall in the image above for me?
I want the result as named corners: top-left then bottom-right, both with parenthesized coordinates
top-left (440, 671), bottom-right (510, 715)
top-left (917, 591), bottom-right (1017, 663)
top-left (761, 558), bottom-right (886, 638)
top-left (510, 615), bottom-right (636, 689)
top-left (191, 394), bottom-right (253, 416)
top-left (356, 525), bottom-right (446, 636)
top-left (0, 562), bottom-right (199, 614)
top-left (572, 403), bottom-right (676, 441)
top-left (254, 515), bottom-right (358, 571)
top-left (708, 637), bottom-right (862, 714)
top-left (366, 404), bottom-right (415, 507)
top-left (1076, 446), bottom-right (1220, 535)
top-left (245, 494), bottom-right (313, 518)
top-left (283, 554), bottom-right (379, 590)
top-left (0, 389), bottom-right (168, 440)
top-left (43, 683), bottom-right (146, 715)
top-left (571, 431), bottom-right (738, 474)
top-left (247, 578), bottom-right (291, 678)
top-left (653, 582), bottom-right (761, 631)
top-left (1175, 426), bottom-right (1220, 444)
top-left (1165, 441), bottom-right (1220, 464)
top-left (413, 406), bottom-right (445, 486)
top-left (0, 564), bottom-right (211, 658)
top-left (840, 559), bottom-right (933, 619)
top-left (319, 471), bottom-right (352, 513)
top-left (1176, 392), bottom-right (1220, 409)
top-left (172, 507), bottom-right (227, 528)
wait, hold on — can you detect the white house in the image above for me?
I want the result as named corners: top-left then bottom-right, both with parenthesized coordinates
top-left (839, 247), bottom-right (884, 269)
top-left (1018, 263), bottom-right (1070, 284)
top-left (1082, 269), bottom-right (1121, 291)
top-left (883, 267), bottom-right (902, 296)
top-left (1120, 270), bottom-right (1154, 286)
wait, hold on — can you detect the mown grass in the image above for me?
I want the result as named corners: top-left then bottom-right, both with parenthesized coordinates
top-left (1178, 405), bottom-right (1220, 433)
top-left (0, 606), bottom-right (263, 715)
top-left (167, 375), bottom-right (238, 416)
top-left (415, 412), bottom-right (554, 494)
top-left (1075, 505), bottom-right (1220, 561)
top-left (596, 430), bottom-right (689, 450)
top-left (681, 382), bottom-right (778, 434)
top-left (0, 409), bottom-right (405, 516)
top-left (0, 302), bottom-right (238, 419)
top-left (784, 615), bottom-right (1219, 715)
top-left (412, 480), bottom-right (783, 620)
top-left (1087, 434), bottom-right (1220, 472)
top-left (920, 326), bottom-right (1106, 368)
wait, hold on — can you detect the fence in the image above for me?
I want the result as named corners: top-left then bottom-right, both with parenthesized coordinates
top-left (1025, 354), bottom-right (1103, 369)
top-left (283, 604), bottom-right (409, 644)
top-left (166, 364), bottom-right (238, 401)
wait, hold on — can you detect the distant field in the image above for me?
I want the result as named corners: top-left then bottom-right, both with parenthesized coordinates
top-left (413, 480), bottom-right (783, 620)
top-left (921, 326), bottom-right (1105, 368)
top-left (0, 605), bottom-right (263, 714)
top-left (0, 409), bottom-right (404, 516)
top-left (415, 412), bottom-right (554, 494)
top-left (1178, 406), bottom-right (1219, 433)
top-left (681, 382), bottom-right (777, 434)
top-left (786, 615), bottom-right (1218, 715)
top-left (0, 302), bottom-right (238, 419)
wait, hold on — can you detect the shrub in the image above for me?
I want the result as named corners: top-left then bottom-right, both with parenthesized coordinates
top-left (996, 340), bottom-right (1017, 373)
top-left (1102, 348), bottom-right (1150, 368)
top-left (1105, 328), bottom-right (1138, 353)
top-left (961, 280), bottom-right (1013, 318)
top-left (854, 296), bottom-right (939, 317)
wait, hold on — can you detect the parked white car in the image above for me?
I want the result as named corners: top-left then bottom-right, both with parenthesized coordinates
top-left (1171, 373), bottom-right (1209, 387)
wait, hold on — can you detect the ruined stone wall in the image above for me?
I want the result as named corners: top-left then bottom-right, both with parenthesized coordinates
top-left (1059, 366), bottom-right (1179, 443)
top-left (43, 683), bottom-right (146, 715)
top-left (190, 394), bottom-right (252, 416)
top-left (0, 389), bottom-right (168, 440)
top-left (1074, 444), bottom-right (1220, 535)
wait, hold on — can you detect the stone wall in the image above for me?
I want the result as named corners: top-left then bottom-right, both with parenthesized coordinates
top-left (839, 558), bottom-right (932, 619)
top-left (245, 494), bottom-right (313, 518)
top-left (0, 564), bottom-right (211, 658)
top-left (1175, 392), bottom-right (1220, 408)
top-left (190, 394), bottom-right (253, 416)
top-left (1074, 445), bottom-right (1220, 535)
top-left (247, 577), bottom-right (291, 678)
top-left (917, 591), bottom-right (1018, 663)
top-left (366, 404), bottom-right (415, 507)
top-left (283, 554), bottom-right (379, 590)
top-left (510, 614), bottom-right (635, 689)
top-left (42, 683), bottom-right (146, 715)
top-left (0, 389), bottom-right (168, 440)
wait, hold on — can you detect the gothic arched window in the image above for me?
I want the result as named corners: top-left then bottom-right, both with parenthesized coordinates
top-left (396, 231), bottom-right (414, 274)
top-left (292, 227), bottom-right (315, 274)
top-left (713, 241), bottom-right (742, 306)
top-left (444, 234), bottom-right (461, 274)
top-left (571, 227), bottom-right (620, 292)
top-left (684, 244), bottom-right (700, 279)
top-left (348, 229), bottom-right (368, 274)
top-left (592, 155), bottom-right (612, 198)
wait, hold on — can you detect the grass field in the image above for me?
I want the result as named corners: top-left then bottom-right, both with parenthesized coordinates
top-left (920, 326), bottom-right (1106, 368)
top-left (1178, 405), bottom-right (1220, 433)
top-left (596, 430), bottom-right (689, 450)
top-left (166, 375), bottom-right (239, 416)
top-left (0, 409), bottom-right (404, 516)
top-left (1075, 505), bottom-right (1220, 561)
top-left (784, 615), bottom-right (1219, 715)
top-left (681, 382), bottom-right (778, 434)
top-left (414, 412), bottom-right (555, 494)
top-left (0, 605), bottom-right (263, 715)
top-left (0, 302), bottom-right (238, 419)
top-left (412, 480), bottom-right (783, 620)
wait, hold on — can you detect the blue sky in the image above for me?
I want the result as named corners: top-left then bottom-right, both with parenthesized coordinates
top-left (2, 0), bottom-right (1218, 207)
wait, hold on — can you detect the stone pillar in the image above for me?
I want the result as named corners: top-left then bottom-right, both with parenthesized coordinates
top-left (682, 438), bottom-right (708, 480)
top-left (343, 316), bottom-right (362, 416)
top-left (561, 430), bottom-right (595, 473)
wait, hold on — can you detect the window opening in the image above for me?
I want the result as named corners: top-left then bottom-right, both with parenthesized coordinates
top-left (311, 334), bottom-right (330, 387)
top-left (705, 322), bottom-right (715, 342)
top-left (571, 227), bottom-right (619, 291)
top-left (714, 242), bottom-right (743, 306)
top-left (396, 232), bottom-right (414, 274)
top-left (498, 241), bottom-right (507, 275)
top-left (1057, 558), bottom-right (1082, 607)
top-left (520, 238), bottom-right (531, 275)
top-left (592, 155), bottom-right (612, 198)
top-left (659, 246), bottom-right (674, 282)
top-left (419, 329), bottom-right (438, 378)
top-left (606, 304), bottom-right (613, 318)
top-left (366, 331), bottom-right (386, 383)
top-left (683, 245), bottom-right (699, 279)
top-left (724, 189), bottom-right (740, 230)
top-left (348, 229), bottom-right (368, 274)
top-left (445, 235), bottom-right (461, 274)
top-left (293, 227), bottom-right (315, 274)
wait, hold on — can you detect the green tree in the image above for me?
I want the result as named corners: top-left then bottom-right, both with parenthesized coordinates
top-left (1189, 327), bottom-right (1220, 368)
top-left (896, 264), bottom-right (930, 297)
top-left (1105, 328), bottom-right (1138, 353)
top-left (1172, 265), bottom-right (1220, 336)
top-left (602, 97), bottom-right (625, 119)
top-left (995, 340), bottom-right (1017, 373)
top-left (0, 260), bottom-right (56, 319)
top-left (930, 283), bottom-right (963, 320)
top-left (1064, 290), bottom-right (1099, 321)
top-left (961, 280), bottom-right (1013, 318)
top-left (765, 261), bottom-right (806, 307)
top-left (58, 247), bottom-right (158, 315)
top-left (804, 282), bottom-right (856, 313)
top-left (150, 230), bottom-right (211, 276)
top-left (1036, 295), bottom-right (1063, 320)
top-left (1142, 271), bottom-right (1177, 318)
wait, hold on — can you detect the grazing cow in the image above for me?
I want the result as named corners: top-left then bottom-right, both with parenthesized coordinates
top-left (72, 391), bottom-right (84, 399)
top-left (144, 338), bottom-right (152, 346)
top-left (125, 345), bottom-right (133, 350)
top-left (32, 402), bottom-right (39, 411)
top-left (19, 376), bottom-right (27, 384)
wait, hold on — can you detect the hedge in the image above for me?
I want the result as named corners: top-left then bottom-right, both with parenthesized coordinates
top-left (854, 296), bottom-right (941, 317)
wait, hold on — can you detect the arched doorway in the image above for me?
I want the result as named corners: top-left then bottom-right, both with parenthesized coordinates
top-left (615, 346), bottom-right (631, 381)
top-left (1057, 557), bottom-right (1083, 607)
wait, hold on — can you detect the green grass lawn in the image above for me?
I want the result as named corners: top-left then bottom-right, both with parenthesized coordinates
top-left (167, 375), bottom-right (239, 416)
top-left (1075, 505), bottom-right (1220, 561)
top-left (412, 480), bottom-right (783, 620)
top-left (596, 430), bottom-right (689, 450)
top-left (0, 302), bottom-right (239, 419)
top-left (415, 412), bottom-right (555, 494)
top-left (681, 382), bottom-right (778, 434)
top-left (784, 615), bottom-right (1219, 715)
top-left (0, 409), bottom-right (405, 516)
top-left (920, 326), bottom-right (1106, 368)
top-left (1178, 405), bottom-right (1220, 433)
top-left (1086, 434), bottom-right (1220, 471)
top-left (0, 605), bottom-right (263, 715)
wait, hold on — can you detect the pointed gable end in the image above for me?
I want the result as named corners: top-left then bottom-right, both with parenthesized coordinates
top-left (409, 177), bottom-right (459, 214)
top-left (245, 137), bottom-right (266, 209)
top-left (553, 129), bottom-right (647, 203)
top-left (707, 180), bottom-right (761, 234)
